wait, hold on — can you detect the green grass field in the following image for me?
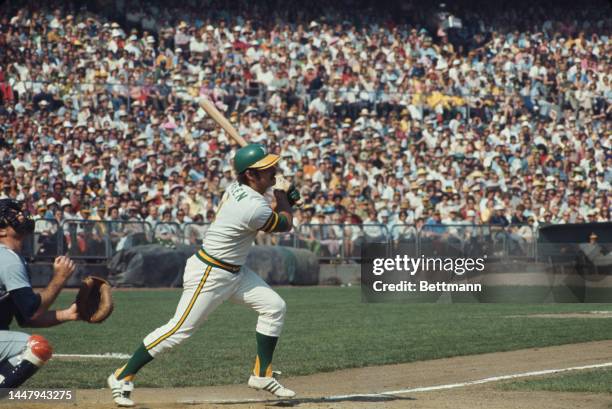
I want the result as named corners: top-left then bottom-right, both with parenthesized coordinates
top-left (14, 287), bottom-right (612, 389)
top-left (500, 368), bottom-right (612, 394)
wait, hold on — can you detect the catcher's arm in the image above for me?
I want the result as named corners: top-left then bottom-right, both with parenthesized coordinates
top-left (21, 304), bottom-right (79, 328)
top-left (21, 256), bottom-right (79, 327)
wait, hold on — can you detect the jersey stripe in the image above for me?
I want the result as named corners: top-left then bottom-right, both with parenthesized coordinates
top-left (260, 212), bottom-right (276, 231)
top-left (268, 213), bottom-right (280, 231)
top-left (145, 265), bottom-right (212, 350)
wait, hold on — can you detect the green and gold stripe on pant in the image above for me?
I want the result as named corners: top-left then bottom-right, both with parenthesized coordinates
top-left (145, 265), bottom-right (212, 351)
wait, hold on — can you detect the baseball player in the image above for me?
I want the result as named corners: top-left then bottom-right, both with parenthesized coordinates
top-left (0, 199), bottom-right (79, 394)
top-left (108, 144), bottom-right (300, 407)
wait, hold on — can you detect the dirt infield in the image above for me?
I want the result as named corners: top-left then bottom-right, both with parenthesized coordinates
top-left (8, 340), bottom-right (611, 409)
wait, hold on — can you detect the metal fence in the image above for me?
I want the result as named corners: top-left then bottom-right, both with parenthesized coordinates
top-left (152, 222), bottom-right (184, 246)
top-left (24, 219), bottom-right (542, 264)
top-left (23, 219), bottom-right (212, 261)
top-left (374, 223), bottom-right (535, 261)
top-left (417, 224), bottom-right (536, 260)
top-left (22, 219), bottom-right (64, 260)
top-left (183, 222), bottom-right (211, 246)
top-left (59, 219), bottom-right (155, 260)
top-left (295, 223), bottom-right (391, 260)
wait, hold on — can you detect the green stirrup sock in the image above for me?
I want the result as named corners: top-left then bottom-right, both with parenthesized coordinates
top-left (254, 332), bottom-right (279, 377)
top-left (115, 343), bottom-right (153, 380)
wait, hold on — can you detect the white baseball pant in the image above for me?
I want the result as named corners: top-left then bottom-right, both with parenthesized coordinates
top-left (143, 253), bottom-right (286, 357)
top-left (0, 331), bottom-right (29, 365)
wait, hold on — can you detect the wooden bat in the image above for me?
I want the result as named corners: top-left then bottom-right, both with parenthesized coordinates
top-left (198, 98), bottom-right (248, 147)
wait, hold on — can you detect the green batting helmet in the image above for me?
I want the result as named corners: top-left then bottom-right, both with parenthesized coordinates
top-left (234, 143), bottom-right (280, 174)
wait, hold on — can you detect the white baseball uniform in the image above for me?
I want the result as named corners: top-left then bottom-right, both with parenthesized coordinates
top-left (143, 181), bottom-right (286, 356)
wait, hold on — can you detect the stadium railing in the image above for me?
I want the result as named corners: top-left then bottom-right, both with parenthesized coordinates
top-left (295, 223), bottom-right (391, 261)
top-left (183, 222), bottom-right (211, 246)
top-left (152, 222), bottom-right (184, 246)
top-left (22, 219), bottom-right (63, 261)
top-left (26, 219), bottom-right (539, 264)
top-left (61, 219), bottom-right (110, 260)
top-left (389, 224), bottom-right (420, 258)
top-left (57, 219), bottom-right (154, 260)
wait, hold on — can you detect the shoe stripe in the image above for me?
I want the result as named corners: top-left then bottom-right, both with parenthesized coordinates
top-left (110, 376), bottom-right (133, 401)
top-left (254, 378), bottom-right (292, 396)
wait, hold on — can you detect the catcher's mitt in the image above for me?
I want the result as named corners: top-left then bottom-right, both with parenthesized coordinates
top-left (75, 276), bottom-right (113, 323)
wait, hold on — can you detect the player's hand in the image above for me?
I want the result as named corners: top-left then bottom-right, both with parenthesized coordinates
top-left (287, 186), bottom-right (301, 207)
top-left (273, 175), bottom-right (292, 192)
top-left (53, 256), bottom-right (76, 281)
top-left (57, 303), bottom-right (80, 322)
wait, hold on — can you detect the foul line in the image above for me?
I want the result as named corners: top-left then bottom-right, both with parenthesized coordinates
top-left (180, 361), bottom-right (612, 404)
top-left (332, 361), bottom-right (612, 399)
top-left (54, 353), bottom-right (131, 359)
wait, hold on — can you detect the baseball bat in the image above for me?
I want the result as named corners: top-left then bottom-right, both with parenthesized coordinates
top-left (198, 98), bottom-right (248, 147)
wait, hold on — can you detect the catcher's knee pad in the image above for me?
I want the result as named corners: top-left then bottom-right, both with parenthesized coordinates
top-left (0, 336), bottom-right (51, 391)
top-left (24, 335), bottom-right (53, 367)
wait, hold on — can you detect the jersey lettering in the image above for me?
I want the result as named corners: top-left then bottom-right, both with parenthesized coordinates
top-left (203, 182), bottom-right (273, 266)
top-left (230, 183), bottom-right (248, 202)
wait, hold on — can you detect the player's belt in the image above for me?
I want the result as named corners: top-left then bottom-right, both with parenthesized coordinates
top-left (196, 248), bottom-right (241, 273)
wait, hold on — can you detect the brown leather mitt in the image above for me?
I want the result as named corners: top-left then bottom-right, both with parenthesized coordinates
top-left (75, 276), bottom-right (114, 323)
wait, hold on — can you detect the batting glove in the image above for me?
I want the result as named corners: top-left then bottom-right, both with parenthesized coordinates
top-left (287, 186), bottom-right (301, 207)
top-left (273, 175), bottom-right (292, 192)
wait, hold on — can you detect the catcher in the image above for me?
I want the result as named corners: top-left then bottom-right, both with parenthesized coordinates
top-left (108, 144), bottom-right (300, 407)
top-left (0, 199), bottom-right (113, 395)
top-left (0, 199), bottom-right (77, 392)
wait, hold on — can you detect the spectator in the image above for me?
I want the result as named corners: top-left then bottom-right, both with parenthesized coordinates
top-left (0, 2), bottom-right (607, 239)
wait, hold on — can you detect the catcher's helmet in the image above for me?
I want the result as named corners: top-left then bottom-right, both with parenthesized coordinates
top-left (0, 199), bottom-right (35, 236)
top-left (233, 144), bottom-right (279, 174)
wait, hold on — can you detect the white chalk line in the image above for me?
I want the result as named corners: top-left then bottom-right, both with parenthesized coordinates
top-left (336, 361), bottom-right (612, 398)
top-left (180, 361), bottom-right (612, 404)
top-left (54, 353), bottom-right (131, 359)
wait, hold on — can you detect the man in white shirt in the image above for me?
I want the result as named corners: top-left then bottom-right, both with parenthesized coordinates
top-left (108, 144), bottom-right (300, 406)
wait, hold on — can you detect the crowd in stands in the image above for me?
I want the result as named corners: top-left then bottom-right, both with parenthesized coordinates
top-left (0, 0), bottom-right (609, 250)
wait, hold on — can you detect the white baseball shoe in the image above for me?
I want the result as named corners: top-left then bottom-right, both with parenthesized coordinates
top-left (107, 373), bottom-right (135, 407)
top-left (248, 371), bottom-right (296, 398)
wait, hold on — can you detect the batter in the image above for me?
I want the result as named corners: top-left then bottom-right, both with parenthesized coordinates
top-left (108, 144), bottom-right (300, 407)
